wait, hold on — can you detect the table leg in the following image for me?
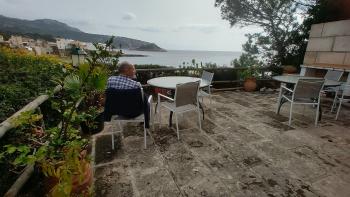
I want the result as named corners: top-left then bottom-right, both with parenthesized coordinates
top-left (276, 84), bottom-right (283, 114)
top-left (169, 112), bottom-right (173, 127)
top-left (199, 102), bottom-right (204, 120)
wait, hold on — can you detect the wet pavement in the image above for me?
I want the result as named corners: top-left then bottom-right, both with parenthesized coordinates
top-left (92, 91), bottom-right (350, 197)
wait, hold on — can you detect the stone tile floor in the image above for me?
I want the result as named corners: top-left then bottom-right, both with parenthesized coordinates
top-left (92, 91), bottom-right (350, 197)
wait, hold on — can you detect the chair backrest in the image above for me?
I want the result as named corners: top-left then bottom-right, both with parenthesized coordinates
top-left (343, 85), bottom-right (350, 97)
top-left (324, 70), bottom-right (343, 81)
top-left (346, 73), bottom-right (350, 85)
top-left (104, 88), bottom-right (144, 120)
top-left (299, 68), bottom-right (306, 76)
top-left (293, 79), bottom-right (325, 100)
top-left (174, 81), bottom-right (200, 107)
top-left (201, 70), bottom-right (214, 84)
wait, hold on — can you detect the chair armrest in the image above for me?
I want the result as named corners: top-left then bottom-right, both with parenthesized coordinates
top-left (158, 93), bottom-right (174, 102)
top-left (147, 95), bottom-right (153, 104)
top-left (281, 85), bottom-right (293, 93)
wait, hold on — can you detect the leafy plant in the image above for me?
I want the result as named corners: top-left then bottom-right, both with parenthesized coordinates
top-left (1, 37), bottom-right (119, 196)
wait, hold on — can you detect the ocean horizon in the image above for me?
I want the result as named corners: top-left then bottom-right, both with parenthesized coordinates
top-left (119, 49), bottom-right (241, 67)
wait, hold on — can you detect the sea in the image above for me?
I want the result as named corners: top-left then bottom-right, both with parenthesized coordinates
top-left (119, 49), bottom-right (241, 67)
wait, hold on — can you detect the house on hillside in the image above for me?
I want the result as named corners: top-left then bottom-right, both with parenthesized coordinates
top-left (84, 42), bottom-right (96, 51)
top-left (56, 38), bottom-right (74, 56)
top-left (9, 35), bottom-right (23, 48)
top-left (0, 35), bottom-right (3, 42)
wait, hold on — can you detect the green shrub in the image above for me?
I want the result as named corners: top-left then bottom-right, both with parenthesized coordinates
top-left (0, 47), bottom-right (65, 122)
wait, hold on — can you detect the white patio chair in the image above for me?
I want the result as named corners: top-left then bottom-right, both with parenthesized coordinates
top-left (111, 89), bottom-right (152, 149)
top-left (198, 70), bottom-right (214, 105)
top-left (322, 70), bottom-right (344, 94)
top-left (331, 73), bottom-right (350, 120)
top-left (157, 81), bottom-right (201, 139)
top-left (299, 67), bottom-right (307, 76)
top-left (324, 70), bottom-right (344, 81)
top-left (331, 74), bottom-right (350, 113)
top-left (277, 79), bottom-right (325, 126)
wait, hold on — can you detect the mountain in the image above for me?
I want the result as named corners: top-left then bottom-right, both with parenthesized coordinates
top-left (0, 15), bottom-right (165, 51)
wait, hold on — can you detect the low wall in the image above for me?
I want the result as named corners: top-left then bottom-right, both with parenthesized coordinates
top-left (304, 19), bottom-right (350, 71)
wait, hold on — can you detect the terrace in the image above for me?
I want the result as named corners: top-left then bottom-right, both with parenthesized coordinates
top-left (92, 90), bottom-right (350, 197)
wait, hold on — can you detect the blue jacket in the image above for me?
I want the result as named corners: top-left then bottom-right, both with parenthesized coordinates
top-left (104, 88), bottom-right (150, 128)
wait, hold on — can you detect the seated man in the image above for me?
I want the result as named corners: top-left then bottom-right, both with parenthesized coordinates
top-left (107, 61), bottom-right (141, 89)
top-left (104, 61), bottom-right (150, 127)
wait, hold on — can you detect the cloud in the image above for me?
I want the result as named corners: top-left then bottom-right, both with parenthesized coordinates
top-left (174, 24), bottom-right (221, 34)
top-left (106, 24), bottom-right (162, 33)
top-left (122, 12), bottom-right (136, 21)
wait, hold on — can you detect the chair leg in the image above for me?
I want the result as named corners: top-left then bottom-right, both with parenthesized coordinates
top-left (315, 103), bottom-right (320, 126)
top-left (143, 122), bottom-right (147, 149)
top-left (331, 93), bottom-right (338, 113)
top-left (276, 86), bottom-right (282, 114)
top-left (175, 112), bottom-right (180, 140)
top-left (118, 121), bottom-right (123, 132)
top-left (336, 100), bottom-right (343, 120)
top-left (111, 132), bottom-right (115, 150)
top-left (158, 105), bottom-right (162, 127)
top-left (209, 95), bottom-right (212, 105)
top-left (288, 103), bottom-right (293, 126)
top-left (197, 108), bottom-right (202, 131)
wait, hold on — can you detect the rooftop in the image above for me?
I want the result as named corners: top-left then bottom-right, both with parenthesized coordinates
top-left (92, 91), bottom-right (350, 197)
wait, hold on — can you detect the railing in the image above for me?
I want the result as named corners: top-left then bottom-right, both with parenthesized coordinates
top-left (136, 67), bottom-right (271, 89)
top-left (0, 85), bottom-right (61, 197)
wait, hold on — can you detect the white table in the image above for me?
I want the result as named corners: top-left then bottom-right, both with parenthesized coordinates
top-left (147, 76), bottom-right (210, 126)
top-left (272, 75), bottom-right (341, 87)
top-left (147, 76), bottom-right (210, 89)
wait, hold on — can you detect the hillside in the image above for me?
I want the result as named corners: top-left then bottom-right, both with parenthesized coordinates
top-left (0, 15), bottom-right (165, 51)
top-left (134, 43), bottom-right (167, 52)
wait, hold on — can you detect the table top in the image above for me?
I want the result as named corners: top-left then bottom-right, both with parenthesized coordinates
top-left (273, 75), bottom-right (341, 86)
top-left (147, 76), bottom-right (210, 89)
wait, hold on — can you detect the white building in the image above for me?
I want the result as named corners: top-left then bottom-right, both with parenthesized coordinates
top-left (9, 35), bottom-right (23, 47)
top-left (84, 42), bottom-right (96, 51)
top-left (0, 35), bottom-right (4, 42)
top-left (56, 38), bottom-right (74, 50)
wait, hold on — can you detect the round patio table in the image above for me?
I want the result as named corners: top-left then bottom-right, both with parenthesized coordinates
top-left (147, 76), bottom-right (210, 126)
top-left (273, 75), bottom-right (341, 121)
top-left (147, 76), bottom-right (210, 89)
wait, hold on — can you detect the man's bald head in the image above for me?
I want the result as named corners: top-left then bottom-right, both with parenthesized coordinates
top-left (118, 61), bottom-right (136, 78)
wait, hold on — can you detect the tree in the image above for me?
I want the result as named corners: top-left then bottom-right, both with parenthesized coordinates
top-left (215, 0), bottom-right (314, 66)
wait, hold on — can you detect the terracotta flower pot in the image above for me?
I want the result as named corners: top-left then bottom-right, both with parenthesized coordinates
top-left (244, 77), bottom-right (257, 92)
top-left (45, 160), bottom-right (93, 196)
top-left (283, 65), bottom-right (297, 74)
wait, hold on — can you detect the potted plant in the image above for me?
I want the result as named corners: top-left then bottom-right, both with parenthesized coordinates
top-left (240, 65), bottom-right (260, 92)
top-left (78, 38), bottom-right (121, 134)
top-left (282, 65), bottom-right (297, 74)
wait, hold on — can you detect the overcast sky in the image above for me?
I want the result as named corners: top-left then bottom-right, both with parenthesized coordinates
top-left (0, 0), bottom-right (259, 51)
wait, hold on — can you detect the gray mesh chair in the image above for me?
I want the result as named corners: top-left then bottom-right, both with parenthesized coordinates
top-left (324, 70), bottom-right (344, 81)
top-left (277, 79), bottom-right (325, 126)
top-left (198, 70), bottom-right (214, 104)
top-left (331, 74), bottom-right (350, 120)
top-left (157, 81), bottom-right (201, 139)
top-left (112, 88), bottom-right (152, 149)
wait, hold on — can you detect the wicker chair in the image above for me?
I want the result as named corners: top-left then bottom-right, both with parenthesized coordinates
top-left (157, 81), bottom-right (201, 139)
top-left (277, 79), bottom-right (325, 126)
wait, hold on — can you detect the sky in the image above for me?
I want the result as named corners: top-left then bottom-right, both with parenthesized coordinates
top-left (0, 0), bottom-right (260, 51)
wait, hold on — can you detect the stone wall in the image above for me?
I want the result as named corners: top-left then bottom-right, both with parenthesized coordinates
top-left (303, 19), bottom-right (350, 70)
